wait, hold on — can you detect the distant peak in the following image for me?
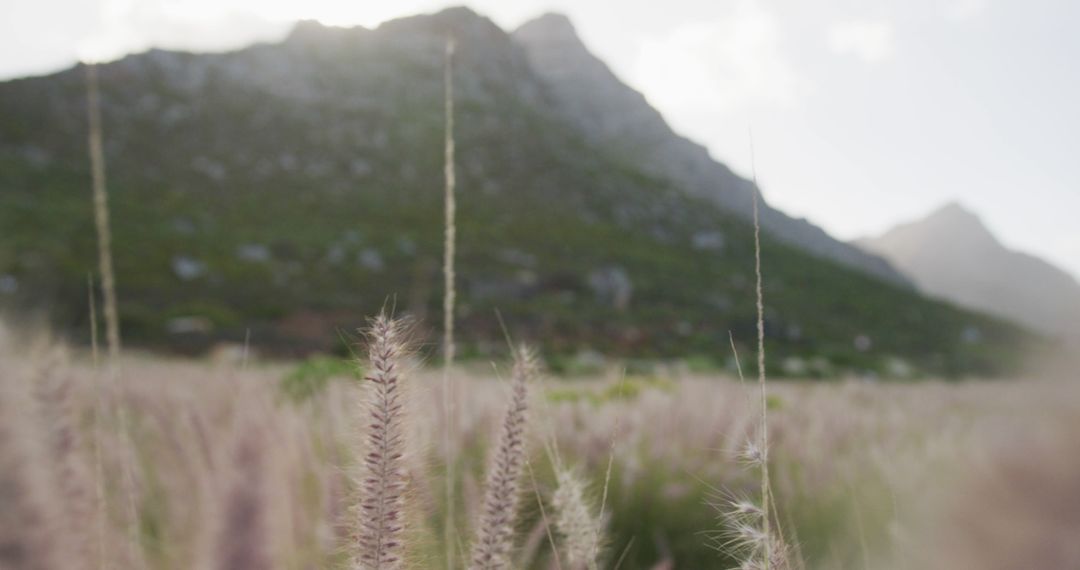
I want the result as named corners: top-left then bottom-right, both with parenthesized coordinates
top-left (286, 19), bottom-right (325, 41)
top-left (432, 5), bottom-right (483, 19)
top-left (519, 12), bottom-right (575, 32)
top-left (885, 200), bottom-right (999, 247)
top-left (291, 19), bottom-right (326, 34)
top-left (514, 12), bottom-right (585, 46)
top-left (286, 19), bottom-right (367, 44)
top-left (925, 201), bottom-right (985, 228)
top-left (933, 201), bottom-right (976, 218)
top-left (377, 6), bottom-right (506, 42)
top-left (428, 6), bottom-right (501, 34)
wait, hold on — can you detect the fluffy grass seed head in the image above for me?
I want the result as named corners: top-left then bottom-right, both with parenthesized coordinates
top-left (552, 466), bottom-right (602, 570)
top-left (468, 345), bottom-right (534, 570)
top-left (353, 314), bottom-right (411, 570)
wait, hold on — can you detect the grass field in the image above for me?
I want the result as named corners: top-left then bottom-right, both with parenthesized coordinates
top-left (3, 330), bottom-right (1076, 570)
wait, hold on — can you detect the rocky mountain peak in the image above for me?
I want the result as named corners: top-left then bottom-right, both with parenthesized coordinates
top-left (288, 19), bottom-right (331, 39)
top-left (285, 19), bottom-right (369, 50)
top-left (860, 203), bottom-right (1080, 340)
top-left (377, 6), bottom-right (506, 44)
top-left (513, 12), bottom-right (910, 286)
top-left (513, 13), bottom-right (585, 47)
top-left (928, 201), bottom-right (980, 224)
top-left (891, 202), bottom-right (999, 251)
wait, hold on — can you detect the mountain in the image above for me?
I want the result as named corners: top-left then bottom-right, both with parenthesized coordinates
top-left (512, 13), bottom-right (909, 286)
top-left (858, 202), bottom-right (1080, 343)
top-left (0, 8), bottom-right (1035, 376)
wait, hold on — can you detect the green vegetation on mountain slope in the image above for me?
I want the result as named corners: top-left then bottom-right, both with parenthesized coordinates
top-left (0, 13), bottom-right (1039, 376)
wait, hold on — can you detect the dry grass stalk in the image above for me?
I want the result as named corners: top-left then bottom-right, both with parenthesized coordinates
top-left (354, 314), bottom-right (410, 570)
top-left (709, 489), bottom-right (791, 570)
top-left (85, 63), bottom-right (120, 361)
top-left (87, 66), bottom-right (141, 564)
top-left (88, 274), bottom-right (99, 367)
top-left (750, 142), bottom-right (774, 570)
top-left (442, 34), bottom-right (459, 570)
top-left (442, 36), bottom-right (458, 371)
top-left (525, 456), bottom-right (563, 570)
top-left (86, 275), bottom-right (110, 568)
top-left (469, 346), bottom-right (533, 570)
top-left (708, 143), bottom-right (793, 570)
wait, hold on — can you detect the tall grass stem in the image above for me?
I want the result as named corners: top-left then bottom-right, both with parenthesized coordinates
top-left (87, 63), bottom-right (141, 567)
top-left (85, 64), bottom-right (120, 362)
top-left (750, 135), bottom-right (772, 570)
top-left (442, 35), bottom-right (458, 570)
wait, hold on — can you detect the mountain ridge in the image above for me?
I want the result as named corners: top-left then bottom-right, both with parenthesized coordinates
top-left (512, 12), bottom-right (910, 286)
top-left (858, 202), bottom-right (1080, 342)
top-left (0, 7), bottom-right (1034, 375)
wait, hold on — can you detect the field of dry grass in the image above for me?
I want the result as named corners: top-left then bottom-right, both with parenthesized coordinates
top-left (2, 327), bottom-right (1077, 570)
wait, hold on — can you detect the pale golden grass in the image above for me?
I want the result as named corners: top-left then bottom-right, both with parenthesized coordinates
top-left (0, 329), bottom-right (1077, 570)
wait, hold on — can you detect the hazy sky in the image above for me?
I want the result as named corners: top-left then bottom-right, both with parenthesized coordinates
top-left (3, 0), bottom-right (1078, 277)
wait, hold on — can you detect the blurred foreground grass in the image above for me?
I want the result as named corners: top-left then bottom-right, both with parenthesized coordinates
top-left (2, 342), bottom-right (1078, 569)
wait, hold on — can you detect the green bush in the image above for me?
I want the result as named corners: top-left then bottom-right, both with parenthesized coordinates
top-left (281, 355), bottom-right (361, 402)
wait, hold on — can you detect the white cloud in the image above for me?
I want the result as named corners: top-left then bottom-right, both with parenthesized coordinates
top-left (828, 20), bottom-right (895, 63)
top-left (631, 0), bottom-right (804, 115)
